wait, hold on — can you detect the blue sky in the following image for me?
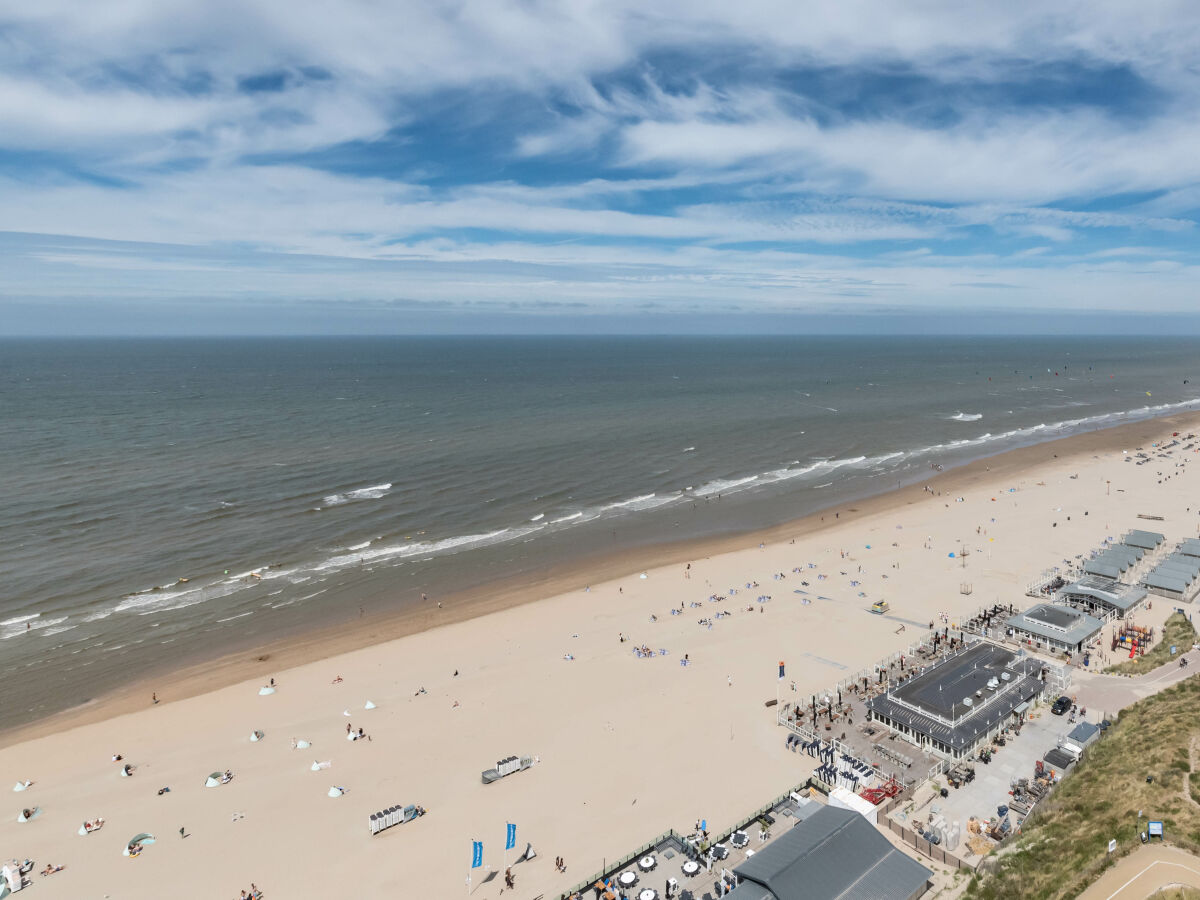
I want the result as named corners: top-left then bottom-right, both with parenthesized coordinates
top-left (2, 2), bottom-right (1200, 333)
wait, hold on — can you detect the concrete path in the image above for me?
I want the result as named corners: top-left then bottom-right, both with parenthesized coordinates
top-left (1078, 846), bottom-right (1200, 899)
top-left (1070, 662), bottom-right (1197, 720)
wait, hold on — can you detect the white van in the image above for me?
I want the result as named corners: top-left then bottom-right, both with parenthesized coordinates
top-left (1058, 741), bottom-right (1084, 761)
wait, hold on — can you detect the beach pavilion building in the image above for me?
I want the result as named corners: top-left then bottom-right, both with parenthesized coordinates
top-left (725, 805), bottom-right (932, 900)
top-left (865, 641), bottom-right (1044, 762)
top-left (1005, 603), bottom-right (1104, 655)
top-left (1053, 575), bottom-right (1147, 620)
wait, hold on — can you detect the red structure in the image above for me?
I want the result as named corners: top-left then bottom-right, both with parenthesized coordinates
top-left (859, 776), bottom-right (902, 805)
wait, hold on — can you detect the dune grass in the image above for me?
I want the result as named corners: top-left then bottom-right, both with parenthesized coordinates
top-left (966, 674), bottom-right (1200, 900)
top-left (1105, 613), bottom-right (1196, 676)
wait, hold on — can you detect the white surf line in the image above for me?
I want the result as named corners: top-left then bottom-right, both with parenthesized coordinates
top-left (1103, 858), bottom-right (1200, 899)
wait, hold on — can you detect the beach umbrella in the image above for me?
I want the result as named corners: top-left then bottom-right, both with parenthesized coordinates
top-left (123, 833), bottom-right (155, 856)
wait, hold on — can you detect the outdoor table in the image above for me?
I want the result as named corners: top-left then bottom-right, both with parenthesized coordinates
top-left (618, 871), bottom-right (638, 888)
top-left (681, 860), bottom-right (700, 876)
top-left (710, 845), bottom-right (728, 860)
top-left (638, 890), bottom-right (659, 900)
top-left (730, 831), bottom-right (748, 848)
top-left (637, 855), bottom-right (656, 871)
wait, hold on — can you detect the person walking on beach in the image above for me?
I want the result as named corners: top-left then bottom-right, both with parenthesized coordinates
top-left (152, 692), bottom-right (158, 705)
top-left (179, 826), bottom-right (187, 838)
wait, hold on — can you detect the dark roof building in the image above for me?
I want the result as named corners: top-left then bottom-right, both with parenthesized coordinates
top-left (865, 642), bottom-right (1044, 760)
top-left (726, 806), bottom-right (931, 900)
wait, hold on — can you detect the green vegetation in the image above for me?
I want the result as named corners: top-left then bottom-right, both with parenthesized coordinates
top-left (1106, 613), bottom-right (1197, 676)
top-left (966, 675), bottom-right (1200, 900)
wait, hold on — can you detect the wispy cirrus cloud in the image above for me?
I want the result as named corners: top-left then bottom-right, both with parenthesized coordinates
top-left (1, 1), bottom-right (1199, 331)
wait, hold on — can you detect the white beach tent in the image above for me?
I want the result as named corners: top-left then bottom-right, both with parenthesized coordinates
top-left (204, 772), bottom-right (223, 788)
top-left (250, 730), bottom-right (264, 742)
top-left (16, 807), bottom-right (40, 823)
top-left (327, 786), bottom-right (344, 798)
top-left (364, 701), bottom-right (376, 710)
top-left (258, 686), bottom-right (275, 696)
top-left (311, 761), bottom-right (331, 771)
top-left (11, 781), bottom-right (29, 792)
top-left (293, 739), bottom-right (311, 750)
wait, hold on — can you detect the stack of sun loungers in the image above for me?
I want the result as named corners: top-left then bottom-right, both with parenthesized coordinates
top-left (368, 803), bottom-right (418, 835)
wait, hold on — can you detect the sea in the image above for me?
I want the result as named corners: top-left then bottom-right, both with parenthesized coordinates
top-left (2, 335), bottom-right (1198, 731)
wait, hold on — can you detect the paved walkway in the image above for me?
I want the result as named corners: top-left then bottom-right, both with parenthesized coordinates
top-left (1078, 846), bottom-right (1200, 899)
top-left (1070, 660), bottom-right (1197, 720)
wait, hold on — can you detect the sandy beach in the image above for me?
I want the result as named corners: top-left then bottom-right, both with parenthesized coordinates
top-left (3, 411), bottom-right (1199, 899)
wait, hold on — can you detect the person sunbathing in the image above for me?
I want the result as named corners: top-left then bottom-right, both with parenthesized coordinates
top-left (41, 863), bottom-right (64, 875)
top-left (331, 675), bottom-right (343, 683)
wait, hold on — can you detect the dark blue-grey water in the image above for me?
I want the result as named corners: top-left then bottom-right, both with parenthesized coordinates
top-left (2, 335), bottom-right (1198, 729)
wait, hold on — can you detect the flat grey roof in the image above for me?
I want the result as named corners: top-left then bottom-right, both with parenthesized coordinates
top-left (1008, 604), bottom-right (1104, 646)
top-left (1084, 561), bottom-right (1122, 579)
top-left (1058, 576), bottom-right (1147, 612)
top-left (1068, 721), bottom-right (1100, 744)
top-left (1124, 529), bottom-right (1166, 549)
top-left (1179, 539), bottom-right (1200, 559)
top-left (1164, 555), bottom-right (1200, 576)
top-left (1098, 545), bottom-right (1142, 566)
top-left (1143, 572), bottom-right (1188, 592)
top-left (732, 806), bottom-right (932, 900)
top-left (866, 642), bottom-right (1044, 749)
top-left (1151, 564), bottom-right (1195, 585)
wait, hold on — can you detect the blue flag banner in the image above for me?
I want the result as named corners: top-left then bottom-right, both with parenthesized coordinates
top-left (778, 660), bottom-right (785, 681)
top-left (472, 841), bottom-right (483, 868)
top-left (505, 822), bottom-right (516, 850)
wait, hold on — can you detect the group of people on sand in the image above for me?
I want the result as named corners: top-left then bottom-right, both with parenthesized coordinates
top-left (235, 884), bottom-right (263, 899)
top-left (82, 817), bottom-right (105, 833)
top-left (41, 862), bottom-right (65, 876)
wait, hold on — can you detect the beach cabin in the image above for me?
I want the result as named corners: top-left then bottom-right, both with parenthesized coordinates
top-left (1123, 529), bottom-right (1166, 551)
top-left (1178, 539), bottom-right (1200, 560)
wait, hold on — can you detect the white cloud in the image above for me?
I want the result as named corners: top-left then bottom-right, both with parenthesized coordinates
top-left (2, 1), bottom-right (1200, 324)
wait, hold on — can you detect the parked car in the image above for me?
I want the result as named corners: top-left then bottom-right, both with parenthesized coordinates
top-left (1051, 696), bottom-right (1072, 716)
